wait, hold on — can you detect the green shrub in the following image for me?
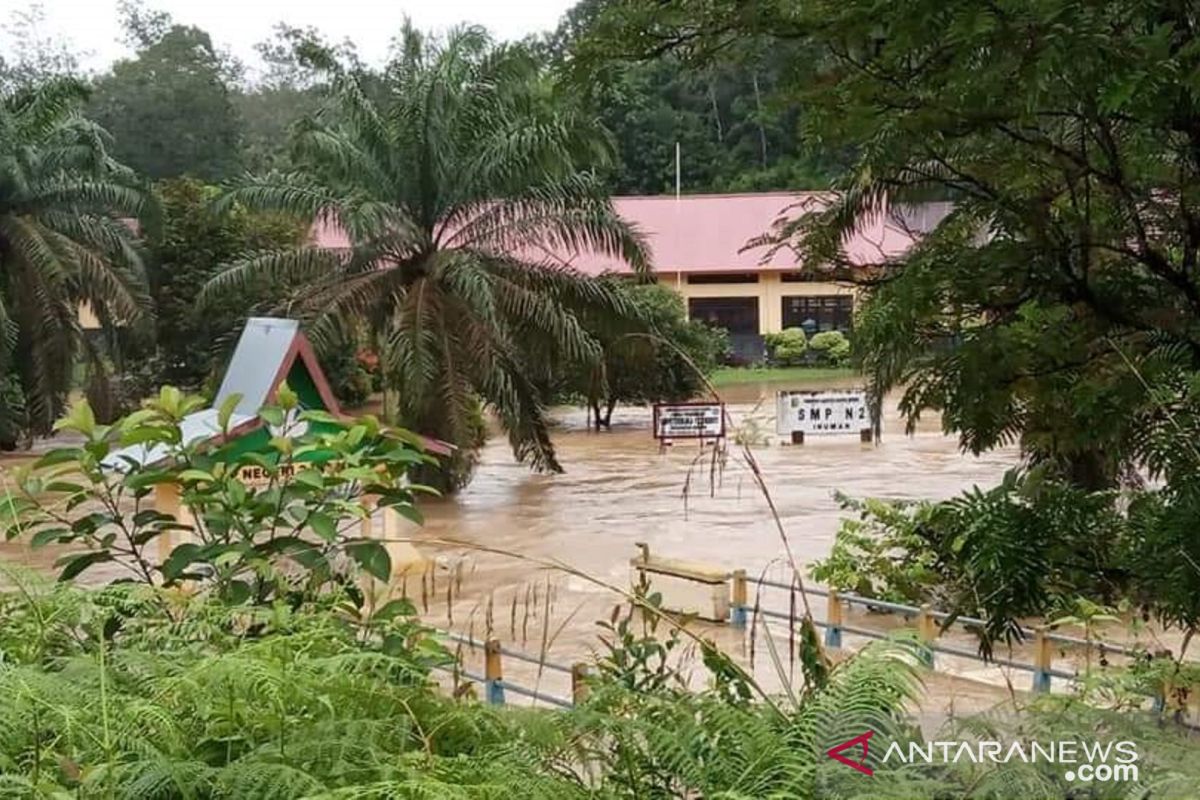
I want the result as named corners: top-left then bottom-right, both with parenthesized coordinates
top-left (1, 386), bottom-right (435, 600)
top-left (810, 493), bottom-right (943, 605)
top-left (808, 330), bottom-right (851, 365)
top-left (763, 327), bottom-right (808, 366)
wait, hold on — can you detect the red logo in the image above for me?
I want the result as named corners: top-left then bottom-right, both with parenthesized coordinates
top-left (827, 730), bottom-right (874, 776)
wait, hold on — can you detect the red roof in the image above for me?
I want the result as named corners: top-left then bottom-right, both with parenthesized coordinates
top-left (310, 192), bottom-right (936, 275)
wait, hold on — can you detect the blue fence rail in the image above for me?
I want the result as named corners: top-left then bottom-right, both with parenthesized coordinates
top-left (432, 565), bottom-right (1169, 710)
top-left (753, 576), bottom-right (1141, 657)
top-left (434, 627), bottom-right (582, 708)
top-left (742, 574), bottom-right (1147, 694)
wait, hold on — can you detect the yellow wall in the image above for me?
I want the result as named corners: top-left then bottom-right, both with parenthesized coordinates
top-left (660, 271), bottom-right (856, 335)
top-left (79, 302), bottom-right (101, 330)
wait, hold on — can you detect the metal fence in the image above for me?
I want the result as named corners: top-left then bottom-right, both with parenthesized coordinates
top-left (433, 628), bottom-right (584, 708)
top-left (430, 564), bottom-right (1171, 710)
top-left (742, 574), bottom-right (1139, 693)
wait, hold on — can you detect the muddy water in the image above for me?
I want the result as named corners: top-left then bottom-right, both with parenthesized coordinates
top-left (417, 379), bottom-right (1017, 609)
top-left (0, 378), bottom-right (1029, 709)
top-left (409, 379), bottom-right (1025, 709)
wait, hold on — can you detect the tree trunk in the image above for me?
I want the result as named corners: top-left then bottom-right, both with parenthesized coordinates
top-left (708, 79), bottom-right (723, 142)
top-left (752, 72), bottom-right (768, 168)
top-left (589, 397), bottom-right (603, 431)
top-left (1066, 449), bottom-right (1116, 492)
top-left (602, 398), bottom-right (617, 429)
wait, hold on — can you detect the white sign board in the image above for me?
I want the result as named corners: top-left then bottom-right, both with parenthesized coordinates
top-left (776, 390), bottom-right (872, 436)
top-left (653, 403), bottom-right (725, 439)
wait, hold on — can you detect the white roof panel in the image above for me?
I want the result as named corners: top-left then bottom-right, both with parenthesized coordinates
top-left (213, 317), bottom-right (300, 417)
top-left (102, 408), bottom-right (257, 471)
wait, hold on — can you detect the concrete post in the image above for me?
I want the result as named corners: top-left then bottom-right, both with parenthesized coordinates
top-left (1032, 625), bottom-right (1052, 693)
top-left (825, 588), bottom-right (843, 649)
top-left (571, 662), bottom-right (590, 705)
top-left (917, 604), bottom-right (938, 666)
top-left (153, 482), bottom-right (181, 564)
top-left (484, 638), bottom-right (505, 706)
top-left (730, 569), bottom-right (748, 628)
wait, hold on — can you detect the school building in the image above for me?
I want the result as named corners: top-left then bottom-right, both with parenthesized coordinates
top-left (184, 191), bottom-right (941, 362)
top-left (567, 192), bottom-right (948, 360)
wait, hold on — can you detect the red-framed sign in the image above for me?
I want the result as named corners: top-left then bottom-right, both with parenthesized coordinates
top-left (653, 402), bottom-right (726, 439)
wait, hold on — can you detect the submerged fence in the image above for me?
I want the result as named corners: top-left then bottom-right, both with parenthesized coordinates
top-left (432, 628), bottom-right (587, 709)
top-left (635, 548), bottom-right (1161, 698)
top-left (427, 549), bottom-right (1188, 711)
top-left (742, 575), bottom-right (1080, 694)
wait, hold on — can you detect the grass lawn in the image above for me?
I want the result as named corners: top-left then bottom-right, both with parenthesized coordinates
top-left (710, 365), bottom-right (857, 387)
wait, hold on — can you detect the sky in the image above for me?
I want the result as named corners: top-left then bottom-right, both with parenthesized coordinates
top-left (0, 0), bottom-right (576, 78)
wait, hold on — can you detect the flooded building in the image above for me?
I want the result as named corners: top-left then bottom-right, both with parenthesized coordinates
top-left (569, 193), bottom-right (950, 361)
top-left (309, 191), bottom-right (950, 362)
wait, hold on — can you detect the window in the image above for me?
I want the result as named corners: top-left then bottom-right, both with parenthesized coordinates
top-left (781, 269), bottom-right (855, 282)
top-left (689, 297), bottom-right (763, 363)
top-left (780, 271), bottom-right (821, 283)
top-left (781, 295), bottom-right (854, 334)
top-left (686, 273), bottom-right (759, 284)
top-left (689, 297), bottom-right (759, 334)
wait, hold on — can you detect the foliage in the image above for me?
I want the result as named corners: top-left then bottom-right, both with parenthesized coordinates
top-left (763, 327), bottom-right (807, 367)
top-left (2, 570), bottom-right (1196, 800)
top-left (567, 0), bottom-right (1200, 493)
top-left (317, 328), bottom-right (378, 409)
top-left (1122, 461), bottom-right (1200, 653)
top-left (810, 493), bottom-right (943, 605)
top-left (145, 178), bottom-right (304, 392)
top-left (1, 386), bottom-right (435, 601)
top-left (570, 282), bottom-right (727, 428)
top-left (548, 0), bottom-right (848, 194)
top-left (594, 577), bottom-right (686, 695)
top-left (818, 453), bottom-right (1200, 663)
top-left (0, 4), bottom-right (82, 92)
top-left (940, 696), bottom-right (1200, 798)
top-left (814, 470), bottom-right (1137, 653)
top-left (0, 374), bottom-right (28, 450)
top-left (235, 23), bottom-right (357, 173)
top-left (0, 573), bottom-right (560, 799)
top-left (0, 78), bottom-right (153, 439)
top-left (807, 330), bottom-right (850, 367)
top-left (204, 26), bottom-right (648, 477)
top-left (88, 7), bottom-right (243, 181)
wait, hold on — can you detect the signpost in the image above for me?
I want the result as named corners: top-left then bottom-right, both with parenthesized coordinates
top-left (653, 402), bottom-right (725, 440)
top-left (776, 389), bottom-right (874, 444)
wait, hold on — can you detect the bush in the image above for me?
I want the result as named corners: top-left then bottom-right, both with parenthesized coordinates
top-left (763, 327), bottom-right (808, 366)
top-left (320, 334), bottom-right (378, 409)
top-left (808, 330), bottom-right (851, 365)
top-left (2, 385), bottom-right (435, 598)
top-left (813, 469), bottom-right (1161, 654)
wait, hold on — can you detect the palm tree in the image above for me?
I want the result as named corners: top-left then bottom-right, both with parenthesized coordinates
top-left (0, 79), bottom-right (153, 442)
top-left (206, 27), bottom-right (648, 474)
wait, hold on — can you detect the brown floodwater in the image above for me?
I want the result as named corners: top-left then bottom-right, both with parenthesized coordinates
top-left (405, 378), bottom-right (1053, 712)
top-left (416, 378), bottom-right (1018, 611)
top-left (3, 377), bottom-right (1054, 712)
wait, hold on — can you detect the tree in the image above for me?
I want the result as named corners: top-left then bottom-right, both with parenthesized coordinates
top-left (572, 0), bottom-right (1200, 490)
top-left (205, 26), bottom-right (647, 476)
top-left (146, 178), bottom-right (303, 391)
top-left (87, 5), bottom-right (243, 181)
top-left (0, 3), bottom-right (84, 92)
top-left (235, 24), bottom-right (357, 173)
top-left (0, 79), bottom-right (153, 442)
top-left (546, 0), bottom-right (848, 194)
top-left (574, 282), bottom-right (727, 429)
